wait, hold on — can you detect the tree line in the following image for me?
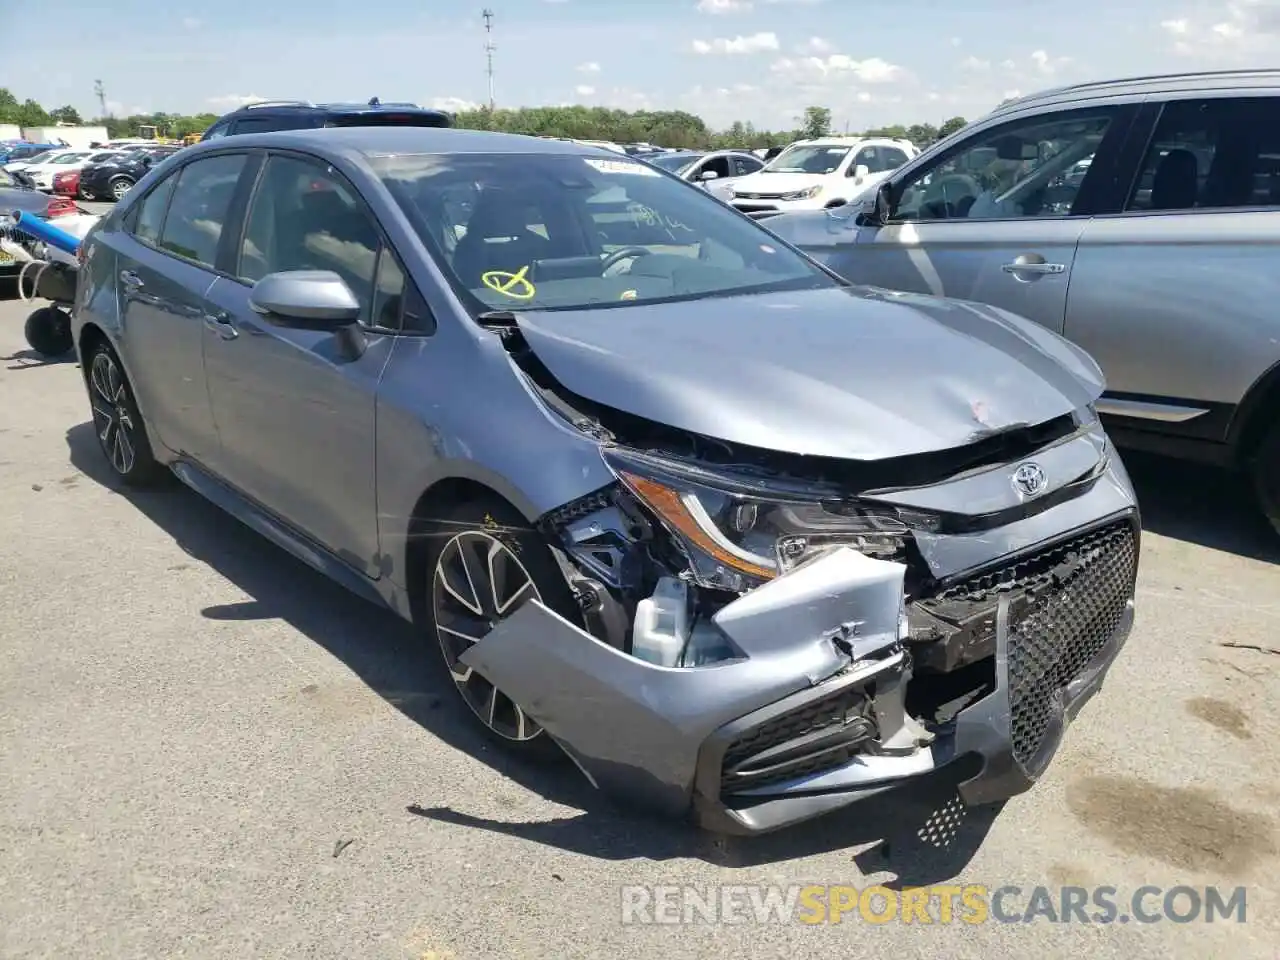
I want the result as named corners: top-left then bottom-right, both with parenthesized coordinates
top-left (1, 89), bottom-right (970, 150)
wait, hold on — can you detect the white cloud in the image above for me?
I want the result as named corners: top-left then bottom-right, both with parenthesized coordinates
top-left (207, 94), bottom-right (267, 109)
top-left (1159, 0), bottom-right (1280, 58)
top-left (1029, 49), bottom-right (1073, 74)
top-left (691, 31), bottom-right (780, 54)
top-left (575, 85), bottom-right (596, 96)
top-left (696, 0), bottom-right (753, 12)
top-left (1161, 17), bottom-right (1190, 34)
top-left (960, 55), bottom-right (991, 70)
top-left (803, 36), bottom-right (834, 53)
top-left (429, 96), bottom-right (480, 112)
top-left (771, 53), bottom-right (904, 82)
top-left (950, 36), bottom-right (963, 46)
top-left (577, 61), bottom-right (601, 73)
top-left (1000, 58), bottom-right (1017, 69)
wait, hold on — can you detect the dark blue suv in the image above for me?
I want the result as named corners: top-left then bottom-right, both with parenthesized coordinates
top-left (200, 98), bottom-right (453, 141)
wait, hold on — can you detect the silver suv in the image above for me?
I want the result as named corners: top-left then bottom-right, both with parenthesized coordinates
top-left (763, 69), bottom-right (1280, 534)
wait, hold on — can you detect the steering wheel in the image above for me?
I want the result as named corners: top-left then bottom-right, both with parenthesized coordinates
top-left (601, 246), bottom-right (652, 273)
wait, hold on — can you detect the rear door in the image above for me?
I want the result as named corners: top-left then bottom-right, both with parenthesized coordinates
top-left (111, 152), bottom-right (250, 462)
top-left (201, 151), bottom-right (410, 575)
top-left (1068, 95), bottom-right (1280, 442)
top-left (835, 104), bottom-right (1139, 335)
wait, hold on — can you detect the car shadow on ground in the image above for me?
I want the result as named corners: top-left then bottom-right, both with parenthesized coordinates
top-left (1, 347), bottom-right (76, 370)
top-left (65, 420), bottom-right (1004, 879)
top-left (1119, 449), bottom-right (1280, 563)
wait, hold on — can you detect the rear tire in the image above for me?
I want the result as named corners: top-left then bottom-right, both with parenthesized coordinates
top-left (109, 177), bottom-right (133, 202)
top-left (23, 306), bottom-right (73, 357)
top-left (1251, 420), bottom-right (1280, 536)
top-left (84, 341), bottom-right (166, 486)
top-left (418, 494), bottom-right (583, 761)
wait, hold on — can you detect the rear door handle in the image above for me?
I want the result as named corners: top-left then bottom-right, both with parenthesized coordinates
top-left (203, 310), bottom-right (238, 340)
top-left (1001, 261), bottom-right (1065, 275)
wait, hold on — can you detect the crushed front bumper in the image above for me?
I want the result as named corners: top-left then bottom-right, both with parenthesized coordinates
top-left (460, 452), bottom-right (1140, 835)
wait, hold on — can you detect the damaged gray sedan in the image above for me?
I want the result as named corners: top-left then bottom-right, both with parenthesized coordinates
top-left (73, 127), bottom-right (1139, 835)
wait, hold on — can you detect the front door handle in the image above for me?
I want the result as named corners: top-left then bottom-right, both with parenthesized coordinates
top-left (1001, 260), bottom-right (1065, 276)
top-left (203, 310), bottom-right (238, 340)
top-left (119, 270), bottom-right (143, 289)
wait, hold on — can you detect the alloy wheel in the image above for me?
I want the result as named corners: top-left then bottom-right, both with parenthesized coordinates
top-left (111, 179), bottom-right (131, 201)
top-left (88, 351), bottom-right (138, 475)
top-left (432, 530), bottom-right (543, 741)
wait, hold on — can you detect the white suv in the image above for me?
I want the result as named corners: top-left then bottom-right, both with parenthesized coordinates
top-left (728, 137), bottom-right (918, 218)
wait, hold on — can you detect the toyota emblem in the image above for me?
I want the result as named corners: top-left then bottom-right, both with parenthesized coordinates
top-left (1012, 462), bottom-right (1048, 497)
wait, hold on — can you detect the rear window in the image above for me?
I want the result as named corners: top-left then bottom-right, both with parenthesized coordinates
top-left (325, 111), bottom-right (452, 129)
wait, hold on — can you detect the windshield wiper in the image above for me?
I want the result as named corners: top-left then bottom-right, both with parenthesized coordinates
top-left (476, 309), bottom-right (521, 329)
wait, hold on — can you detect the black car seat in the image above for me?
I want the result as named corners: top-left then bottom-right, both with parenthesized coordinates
top-left (1149, 148), bottom-right (1199, 210)
top-left (450, 188), bottom-right (553, 287)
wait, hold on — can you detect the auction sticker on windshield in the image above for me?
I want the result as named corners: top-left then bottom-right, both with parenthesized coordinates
top-left (584, 158), bottom-right (659, 176)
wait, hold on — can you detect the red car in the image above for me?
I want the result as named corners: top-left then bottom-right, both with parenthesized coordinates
top-left (52, 168), bottom-right (81, 199)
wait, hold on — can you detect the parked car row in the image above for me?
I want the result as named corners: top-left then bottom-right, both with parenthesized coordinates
top-left (53, 144), bottom-right (185, 201)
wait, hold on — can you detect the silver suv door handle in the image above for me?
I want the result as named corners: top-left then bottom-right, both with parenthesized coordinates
top-left (203, 311), bottom-right (238, 340)
top-left (119, 270), bottom-right (143, 288)
top-left (1002, 261), bottom-right (1065, 275)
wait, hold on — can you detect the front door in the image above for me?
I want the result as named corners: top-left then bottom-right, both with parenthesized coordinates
top-left (834, 105), bottom-right (1137, 335)
top-left (201, 151), bottom-right (400, 577)
top-left (113, 153), bottom-right (249, 462)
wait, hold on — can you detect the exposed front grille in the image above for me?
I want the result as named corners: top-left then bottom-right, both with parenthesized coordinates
top-left (719, 675), bottom-right (881, 794)
top-left (732, 203), bottom-right (778, 214)
top-left (935, 520), bottom-right (1137, 768)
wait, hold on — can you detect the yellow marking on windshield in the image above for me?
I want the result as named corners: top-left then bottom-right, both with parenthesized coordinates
top-left (481, 266), bottom-right (536, 300)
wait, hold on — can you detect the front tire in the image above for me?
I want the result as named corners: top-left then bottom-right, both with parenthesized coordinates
top-left (420, 495), bottom-right (582, 759)
top-left (1251, 420), bottom-right (1280, 536)
top-left (109, 177), bottom-right (133, 202)
top-left (85, 343), bottom-right (165, 486)
top-left (23, 306), bottom-right (73, 357)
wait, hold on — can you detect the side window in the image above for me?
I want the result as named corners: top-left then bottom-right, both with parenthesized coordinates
top-left (203, 122), bottom-right (230, 141)
top-left (1125, 97), bottom-right (1280, 213)
top-left (238, 154), bottom-right (381, 326)
top-left (850, 147), bottom-right (878, 175)
top-left (893, 109), bottom-right (1117, 221)
top-left (372, 248), bottom-right (406, 331)
top-left (130, 173), bottom-right (179, 245)
top-left (734, 156), bottom-right (763, 176)
top-left (704, 156), bottom-right (732, 179)
top-left (881, 147), bottom-right (909, 171)
top-left (157, 154), bottom-right (247, 268)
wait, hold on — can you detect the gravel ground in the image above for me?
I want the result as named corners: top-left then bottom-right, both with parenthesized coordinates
top-left (1, 291), bottom-right (1278, 960)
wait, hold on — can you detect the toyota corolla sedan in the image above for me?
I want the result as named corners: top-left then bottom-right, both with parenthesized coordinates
top-left (71, 127), bottom-right (1139, 835)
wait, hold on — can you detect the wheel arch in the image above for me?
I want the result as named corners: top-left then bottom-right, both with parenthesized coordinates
top-left (1228, 357), bottom-right (1280, 463)
top-left (401, 475), bottom-right (534, 626)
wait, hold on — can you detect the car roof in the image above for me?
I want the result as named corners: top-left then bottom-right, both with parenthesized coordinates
top-left (993, 67), bottom-right (1280, 116)
top-left (182, 125), bottom-right (624, 160)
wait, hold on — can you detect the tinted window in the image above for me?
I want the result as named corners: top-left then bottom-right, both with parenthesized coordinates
top-left (765, 145), bottom-right (851, 174)
top-left (238, 154), bottom-right (381, 325)
top-left (731, 156), bottom-right (763, 177)
top-left (374, 151), bottom-right (832, 314)
top-left (203, 122), bottom-right (230, 141)
top-left (894, 109), bottom-right (1116, 221)
top-left (881, 147), bottom-right (909, 170)
top-left (132, 173), bottom-right (178, 245)
top-left (372, 248), bottom-right (407, 331)
top-left (157, 154), bottom-right (247, 268)
top-left (1125, 97), bottom-right (1280, 212)
top-left (233, 115), bottom-right (314, 135)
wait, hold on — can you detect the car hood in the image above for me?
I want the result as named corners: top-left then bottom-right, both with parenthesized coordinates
top-left (514, 285), bottom-right (1104, 461)
top-left (1, 186), bottom-right (56, 215)
top-left (731, 171), bottom-right (830, 195)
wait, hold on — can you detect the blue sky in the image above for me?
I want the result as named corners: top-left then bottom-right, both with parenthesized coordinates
top-left (9, 0), bottom-right (1279, 130)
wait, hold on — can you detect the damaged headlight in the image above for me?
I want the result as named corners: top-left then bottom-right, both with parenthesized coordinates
top-left (602, 447), bottom-right (937, 592)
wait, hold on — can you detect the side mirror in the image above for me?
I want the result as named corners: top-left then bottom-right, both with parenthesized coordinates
top-left (853, 164), bottom-right (871, 181)
top-left (699, 169), bottom-right (720, 181)
top-left (249, 271), bottom-right (362, 329)
top-left (863, 180), bottom-right (894, 226)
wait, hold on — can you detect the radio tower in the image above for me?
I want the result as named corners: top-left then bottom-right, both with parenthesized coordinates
top-left (94, 80), bottom-right (109, 118)
top-left (482, 9), bottom-right (496, 111)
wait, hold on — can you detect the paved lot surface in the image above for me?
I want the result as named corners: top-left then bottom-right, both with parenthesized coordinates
top-left (1, 290), bottom-right (1278, 959)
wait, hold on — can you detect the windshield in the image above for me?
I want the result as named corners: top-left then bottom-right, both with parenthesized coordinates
top-left (764, 144), bottom-right (851, 174)
top-left (12, 148), bottom-right (52, 163)
top-left (374, 151), bottom-right (834, 314)
top-left (88, 151), bottom-right (118, 162)
top-left (647, 152), bottom-right (702, 173)
top-left (49, 153), bottom-right (87, 165)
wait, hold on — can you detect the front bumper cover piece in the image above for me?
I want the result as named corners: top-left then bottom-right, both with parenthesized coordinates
top-left (459, 509), bottom-right (1138, 835)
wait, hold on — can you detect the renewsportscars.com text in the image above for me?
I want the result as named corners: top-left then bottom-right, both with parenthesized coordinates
top-left (619, 884), bottom-right (1248, 925)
